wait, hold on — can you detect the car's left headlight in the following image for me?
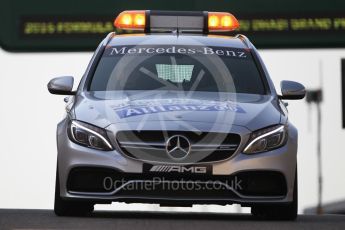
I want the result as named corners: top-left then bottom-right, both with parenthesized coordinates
top-left (243, 125), bottom-right (288, 154)
top-left (67, 120), bottom-right (113, 151)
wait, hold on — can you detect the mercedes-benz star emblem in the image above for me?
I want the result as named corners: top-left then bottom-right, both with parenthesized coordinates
top-left (165, 135), bottom-right (191, 160)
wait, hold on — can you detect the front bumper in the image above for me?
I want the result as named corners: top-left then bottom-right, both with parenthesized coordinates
top-left (56, 119), bottom-right (298, 206)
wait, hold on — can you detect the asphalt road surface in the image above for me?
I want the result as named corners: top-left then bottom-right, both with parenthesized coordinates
top-left (0, 209), bottom-right (345, 230)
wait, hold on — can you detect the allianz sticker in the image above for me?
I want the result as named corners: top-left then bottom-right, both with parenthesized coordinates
top-left (112, 99), bottom-right (245, 119)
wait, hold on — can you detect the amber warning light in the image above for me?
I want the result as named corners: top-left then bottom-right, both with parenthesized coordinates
top-left (207, 12), bottom-right (240, 32)
top-left (114, 10), bottom-right (146, 30)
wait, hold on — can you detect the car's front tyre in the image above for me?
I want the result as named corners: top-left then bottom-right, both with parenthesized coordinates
top-left (54, 166), bottom-right (94, 216)
top-left (251, 168), bottom-right (298, 220)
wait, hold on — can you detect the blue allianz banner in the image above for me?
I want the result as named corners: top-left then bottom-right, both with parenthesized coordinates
top-left (115, 103), bottom-right (245, 119)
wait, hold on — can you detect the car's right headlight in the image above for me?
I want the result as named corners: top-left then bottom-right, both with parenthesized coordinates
top-left (243, 125), bottom-right (288, 154)
top-left (67, 120), bottom-right (113, 151)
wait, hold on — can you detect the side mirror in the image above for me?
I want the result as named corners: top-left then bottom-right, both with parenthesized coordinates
top-left (279, 80), bottom-right (306, 100)
top-left (47, 76), bottom-right (75, 95)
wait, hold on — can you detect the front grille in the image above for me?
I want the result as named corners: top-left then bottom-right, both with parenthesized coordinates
top-left (116, 130), bottom-right (241, 163)
top-left (67, 167), bottom-right (287, 198)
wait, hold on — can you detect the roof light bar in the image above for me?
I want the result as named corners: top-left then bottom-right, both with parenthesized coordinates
top-left (114, 10), bottom-right (240, 33)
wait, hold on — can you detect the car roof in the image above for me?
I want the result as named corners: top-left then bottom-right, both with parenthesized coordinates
top-left (107, 34), bottom-right (249, 49)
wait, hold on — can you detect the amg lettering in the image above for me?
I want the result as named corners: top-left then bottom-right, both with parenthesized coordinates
top-left (150, 165), bottom-right (207, 174)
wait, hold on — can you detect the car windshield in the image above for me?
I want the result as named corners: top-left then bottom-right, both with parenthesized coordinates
top-left (89, 45), bottom-right (266, 94)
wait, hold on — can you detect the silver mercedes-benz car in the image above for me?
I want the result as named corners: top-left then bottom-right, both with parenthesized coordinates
top-left (48, 10), bottom-right (305, 220)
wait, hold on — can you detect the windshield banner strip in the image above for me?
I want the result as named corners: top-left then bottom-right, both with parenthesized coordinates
top-left (104, 45), bottom-right (250, 59)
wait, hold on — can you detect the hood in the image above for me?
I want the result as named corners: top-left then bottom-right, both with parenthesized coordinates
top-left (73, 91), bottom-right (282, 131)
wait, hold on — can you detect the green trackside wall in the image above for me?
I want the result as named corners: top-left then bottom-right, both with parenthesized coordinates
top-left (1, 0), bottom-right (345, 51)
